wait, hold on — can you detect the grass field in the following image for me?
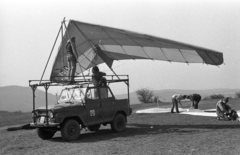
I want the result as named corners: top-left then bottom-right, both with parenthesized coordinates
top-left (0, 112), bottom-right (32, 128)
top-left (1, 98), bottom-right (239, 128)
top-left (1, 98), bottom-right (240, 155)
top-left (131, 98), bottom-right (240, 113)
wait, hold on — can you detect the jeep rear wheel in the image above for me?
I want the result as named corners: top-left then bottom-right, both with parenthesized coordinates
top-left (88, 124), bottom-right (101, 132)
top-left (111, 113), bottom-right (126, 132)
top-left (37, 128), bottom-right (55, 140)
top-left (61, 119), bottom-right (80, 141)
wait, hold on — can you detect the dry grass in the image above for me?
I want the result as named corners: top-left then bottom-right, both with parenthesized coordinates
top-left (0, 113), bottom-right (32, 128)
top-left (1, 98), bottom-right (240, 155)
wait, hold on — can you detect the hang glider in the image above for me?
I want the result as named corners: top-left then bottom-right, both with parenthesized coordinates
top-left (49, 19), bottom-right (223, 82)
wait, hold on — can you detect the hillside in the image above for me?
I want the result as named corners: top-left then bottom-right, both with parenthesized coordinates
top-left (0, 86), bottom-right (56, 112)
top-left (0, 86), bottom-right (239, 112)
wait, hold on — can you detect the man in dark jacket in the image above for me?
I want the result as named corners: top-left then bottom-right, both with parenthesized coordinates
top-left (91, 66), bottom-right (106, 86)
top-left (187, 94), bottom-right (201, 109)
top-left (216, 97), bottom-right (230, 120)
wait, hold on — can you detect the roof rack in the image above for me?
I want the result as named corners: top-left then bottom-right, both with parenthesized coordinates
top-left (29, 75), bottom-right (129, 114)
top-left (29, 75), bottom-right (129, 87)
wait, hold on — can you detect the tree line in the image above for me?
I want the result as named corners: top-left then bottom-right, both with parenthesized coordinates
top-left (135, 88), bottom-right (240, 104)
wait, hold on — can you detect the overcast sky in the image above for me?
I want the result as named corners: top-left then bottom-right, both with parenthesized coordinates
top-left (1, 0), bottom-right (240, 94)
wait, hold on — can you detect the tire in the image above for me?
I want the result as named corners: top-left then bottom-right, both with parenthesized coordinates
top-left (111, 113), bottom-right (126, 132)
top-left (37, 128), bottom-right (55, 140)
top-left (88, 124), bottom-right (101, 132)
top-left (61, 119), bottom-right (80, 141)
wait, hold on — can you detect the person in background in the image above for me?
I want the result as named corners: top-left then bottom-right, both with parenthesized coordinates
top-left (171, 94), bottom-right (187, 113)
top-left (65, 36), bottom-right (77, 83)
top-left (216, 97), bottom-right (230, 120)
top-left (187, 94), bottom-right (202, 109)
top-left (91, 66), bottom-right (106, 86)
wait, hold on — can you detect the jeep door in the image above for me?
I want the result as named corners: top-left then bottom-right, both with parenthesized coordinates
top-left (99, 87), bottom-right (115, 122)
top-left (84, 87), bottom-right (103, 125)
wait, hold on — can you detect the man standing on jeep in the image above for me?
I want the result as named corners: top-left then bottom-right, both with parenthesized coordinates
top-left (65, 36), bottom-right (77, 83)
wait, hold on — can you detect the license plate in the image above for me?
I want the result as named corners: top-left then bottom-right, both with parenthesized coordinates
top-left (40, 117), bottom-right (45, 123)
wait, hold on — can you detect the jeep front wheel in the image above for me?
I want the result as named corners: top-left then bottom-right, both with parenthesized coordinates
top-left (61, 119), bottom-right (80, 141)
top-left (88, 124), bottom-right (101, 132)
top-left (37, 128), bottom-right (55, 140)
top-left (111, 113), bottom-right (126, 132)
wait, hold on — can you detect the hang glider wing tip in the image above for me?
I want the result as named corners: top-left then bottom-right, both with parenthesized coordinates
top-left (209, 60), bottom-right (224, 66)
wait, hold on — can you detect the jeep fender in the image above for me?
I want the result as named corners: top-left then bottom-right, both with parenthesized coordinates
top-left (55, 112), bottom-right (87, 125)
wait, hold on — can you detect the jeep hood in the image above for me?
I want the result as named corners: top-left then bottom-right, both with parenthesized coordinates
top-left (36, 102), bottom-right (83, 111)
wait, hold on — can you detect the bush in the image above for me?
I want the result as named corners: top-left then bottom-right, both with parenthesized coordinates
top-left (202, 96), bottom-right (211, 100)
top-left (210, 94), bottom-right (224, 99)
top-left (235, 91), bottom-right (240, 98)
top-left (135, 88), bottom-right (154, 103)
top-left (202, 94), bottom-right (225, 100)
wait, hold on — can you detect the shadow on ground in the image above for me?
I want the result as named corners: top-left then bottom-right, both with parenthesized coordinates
top-left (50, 122), bottom-right (240, 143)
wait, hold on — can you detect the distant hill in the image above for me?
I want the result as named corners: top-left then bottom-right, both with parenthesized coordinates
top-left (0, 86), bottom-right (57, 112)
top-left (116, 88), bottom-right (240, 104)
top-left (0, 86), bottom-right (239, 112)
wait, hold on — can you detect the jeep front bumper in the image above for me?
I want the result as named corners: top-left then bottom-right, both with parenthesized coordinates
top-left (30, 122), bottom-right (60, 127)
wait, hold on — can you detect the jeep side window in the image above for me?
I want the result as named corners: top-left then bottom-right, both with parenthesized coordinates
top-left (86, 88), bottom-right (99, 100)
top-left (73, 88), bottom-right (86, 101)
top-left (99, 87), bottom-right (113, 99)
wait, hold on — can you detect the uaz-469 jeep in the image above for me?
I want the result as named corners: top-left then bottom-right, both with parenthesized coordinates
top-left (30, 76), bottom-right (131, 141)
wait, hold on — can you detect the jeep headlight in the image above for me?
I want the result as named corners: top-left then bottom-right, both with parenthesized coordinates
top-left (48, 111), bottom-right (54, 118)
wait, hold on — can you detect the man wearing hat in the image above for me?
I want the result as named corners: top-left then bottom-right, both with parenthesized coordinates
top-left (216, 97), bottom-right (230, 120)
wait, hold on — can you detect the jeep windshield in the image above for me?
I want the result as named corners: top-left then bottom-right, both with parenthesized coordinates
top-left (58, 87), bottom-right (87, 104)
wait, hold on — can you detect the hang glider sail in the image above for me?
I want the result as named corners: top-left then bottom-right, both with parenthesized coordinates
top-left (50, 19), bottom-right (223, 82)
